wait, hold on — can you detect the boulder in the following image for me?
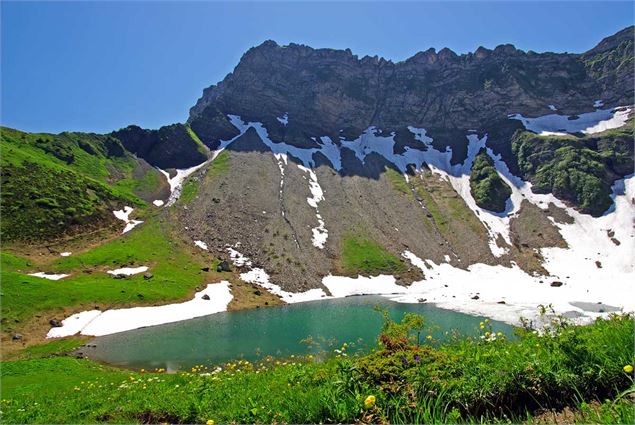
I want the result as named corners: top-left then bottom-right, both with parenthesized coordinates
top-left (143, 272), bottom-right (154, 280)
top-left (202, 294), bottom-right (211, 300)
top-left (216, 260), bottom-right (232, 272)
top-left (550, 281), bottom-right (564, 287)
top-left (12, 333), bottom-right (23, 341)
top-left (49, 319), bottom-right (63, 327)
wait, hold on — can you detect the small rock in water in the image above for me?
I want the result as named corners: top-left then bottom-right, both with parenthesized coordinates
top-left (49, 319), bottom-right (62, 327)
top-left (202, 294), bottom-right (211, 300)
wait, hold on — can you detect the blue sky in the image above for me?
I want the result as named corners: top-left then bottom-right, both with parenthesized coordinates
top-left (2, 1), bottom-right (633, 134)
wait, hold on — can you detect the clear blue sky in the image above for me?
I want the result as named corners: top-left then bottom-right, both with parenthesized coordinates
top-left (2, 1), bottom-right (633, 134)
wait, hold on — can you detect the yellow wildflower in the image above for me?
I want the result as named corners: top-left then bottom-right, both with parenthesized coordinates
top-left (364, 395), bottom-right (376, 409)
top-left (485, 332), bottom-right (490, 338)
top-left (426, 335), bottom-right (433, 340)
top-left (624, 365), bottom-right (634, 374)
top-left (206, 420), bottom-right (215, 425)
top-left (496, 332), bottom-right (503, 337)
top-left (484, 319), bottom-right (489, 323)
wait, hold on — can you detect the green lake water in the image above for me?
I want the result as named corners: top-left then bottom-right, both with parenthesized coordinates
top-left (86, 296), bottom-right (513, 371)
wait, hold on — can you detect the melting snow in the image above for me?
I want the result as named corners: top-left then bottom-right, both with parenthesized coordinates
top-left (47, 282), bottom-right (234, 337)
top-left (297, 164), bottom-right (328, 249)
top-left (509, 106), bottom-right (630, 136)
top-left (227, 247), bottom-right (329, 303)
top-left (107, 266), bottom-right (148, 276)
top-left (594, 100), bottom-right (604, 108)
top-left (113, 206), bottom-right (143, 233)
top-left (28, 272), bottom-right (69, 280)
top-left (153, 200), bottom-right (165, 207)
top-left (194, 240), bottom-right (208, 250)
top-left (322, 275), bottom-right (406, 298)
top-left (159, 161), bottom-right (209, 207)
top-left (548, 105), bottom-right (557, 111)
top-left (277, 113), bottom-right (289, 126)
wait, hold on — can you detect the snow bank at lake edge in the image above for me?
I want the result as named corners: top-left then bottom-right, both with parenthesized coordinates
top-left (47, 282), bottom-right (233, 338)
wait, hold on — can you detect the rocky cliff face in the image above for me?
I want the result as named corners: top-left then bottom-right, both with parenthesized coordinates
top-left (189, 26), bottom-right (634, 160)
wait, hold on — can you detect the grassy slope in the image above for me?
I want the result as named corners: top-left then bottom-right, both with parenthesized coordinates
top-left (0, 314), bottom-right (632, 424)
top-left (0, 217), bottom-right (224, 336)
top-left (340, 233), bottom-right (406, 275)
top-left (0, 127), bottom-right (165, 241)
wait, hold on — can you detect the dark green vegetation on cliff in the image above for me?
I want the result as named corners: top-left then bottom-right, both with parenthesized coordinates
top-left (111, 123), bottom-right (208, 169)
top-left (470, 149), bottom-right (512, 213)
top-left (0, 127), bottom-right (169, 241)
top-left (511, 121), bottom-right (634, 216)
top-left (1, 313), bottom-right (633, 424)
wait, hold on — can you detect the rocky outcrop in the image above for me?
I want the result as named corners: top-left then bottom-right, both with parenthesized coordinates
top-left (470, 149), bottom-right (512, 213)
top-left (189, 27), bottom-right (633, 152)
top-left (111, 123), bottom-right (208, 169)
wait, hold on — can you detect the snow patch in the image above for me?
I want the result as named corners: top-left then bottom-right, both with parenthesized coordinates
top-left (228, 247), bottom-right (329, 303)
top-left (277, 113), bottom-right (289, 126)
top-left (593, 100), bottom-right (604, 108)
top-left (548, 105), bottom-right (557, 111)
top-left (28, 272), bottom-right (69, 280)
top-left (113, 206), bottom-right (143, 233)
top-left (153, 200), bottom-right (165, 207)
top-left (194, 240), bottom-right (208, 250)
top-left (47, 310), bottom-right (103, 338)
top-left (47, 282), bottom-right (234, 337)
top-left (159, 161), bottom-right (209, 207)
top-left (322, 274), bottom-right (406, 298)
top-left (509, 106), bottom-right (630, 136)
top-left (107, 266), bottom-right (148, 276)
top-left (60, 252), bottom-right (72, 257)
top-left (297, 164), bottom-right (328, 249)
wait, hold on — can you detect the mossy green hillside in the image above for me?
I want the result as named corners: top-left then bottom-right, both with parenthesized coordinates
top-left (0, 218), bottom-right (214, 332)
top-left (0, 127), bottom-right (166, 241)
top-left (512, 123), bottom-right (634, 216)
top-left (340, 234), bottom-right (406, 275)
top-left (1, 313), bottom-right (632, 424)
top-left (470, 149), bottom-right (512, 213)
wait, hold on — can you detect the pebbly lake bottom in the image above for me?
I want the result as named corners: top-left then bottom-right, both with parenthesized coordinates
top-left (83, 296), bottom-right (514, 371)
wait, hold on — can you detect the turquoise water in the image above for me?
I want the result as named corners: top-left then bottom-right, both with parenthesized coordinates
top-left (86, 296), bottom-right (513, 371)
